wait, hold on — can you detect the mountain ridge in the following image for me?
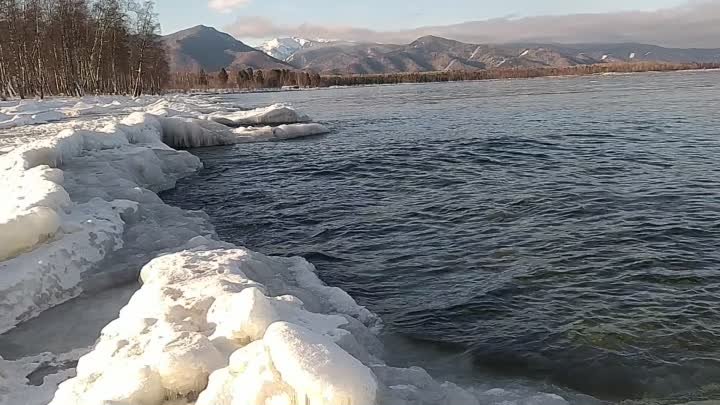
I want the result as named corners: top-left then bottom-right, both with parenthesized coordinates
top-left (163, 26), bottom-right (720, 74)
top-left (162, 25), bottom-right (293, 72)
top-left (257, 37), bottom-right (335, 61)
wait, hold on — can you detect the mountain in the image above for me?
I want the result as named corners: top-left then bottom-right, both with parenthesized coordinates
top-left (163, 25), bottom-right (292, 72)
top-left (286, 35), bottom-right (720, 74)
top-left (257, 37), bottom-right (337, 61)
top-left (527, 43), bottom-right (720, 65)
top-left (257, 37), bottom-right (314, 61)
top-left (287, 36), bottom-right (589, 75)
top-left (163, 26), bottom-right (720, 75)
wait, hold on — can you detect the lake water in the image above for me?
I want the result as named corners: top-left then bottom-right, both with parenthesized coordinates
top-left (162, 71), bottom-right (720, 403)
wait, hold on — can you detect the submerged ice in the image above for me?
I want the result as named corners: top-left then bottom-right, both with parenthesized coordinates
top-left (0, 96), bottom-right (572, 405)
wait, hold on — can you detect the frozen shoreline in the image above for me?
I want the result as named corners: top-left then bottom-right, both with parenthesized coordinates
top-left (0, 97), bottom-right (572, 405)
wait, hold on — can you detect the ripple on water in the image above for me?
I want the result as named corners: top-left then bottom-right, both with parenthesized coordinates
top-left (162, 72), bottom-right (720, 402)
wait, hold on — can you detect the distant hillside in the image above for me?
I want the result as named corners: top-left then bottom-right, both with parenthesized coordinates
top-left (286, 36), bottom-right (584, 74)
top-left (287, 35), bottom-right (720, 75)
top-left (163, 25), bottom-right (292, 72)
top-left (163, 26), bottom-right (720, 75)
top-left (529, 43), bottom-right (720, 65)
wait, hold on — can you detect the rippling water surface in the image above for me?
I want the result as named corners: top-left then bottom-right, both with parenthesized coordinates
top-left (162, 71), bottom-right (720, 402)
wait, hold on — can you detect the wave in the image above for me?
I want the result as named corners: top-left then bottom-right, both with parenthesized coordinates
top-left (0, 97), bottom-right (571, 405)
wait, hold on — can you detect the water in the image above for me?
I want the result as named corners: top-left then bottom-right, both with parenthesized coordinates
top-left (162, 71), bottom-right (720, 402)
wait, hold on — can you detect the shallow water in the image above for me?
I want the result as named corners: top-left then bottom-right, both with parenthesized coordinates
top-left (163, 71), bottom-right (720, 402)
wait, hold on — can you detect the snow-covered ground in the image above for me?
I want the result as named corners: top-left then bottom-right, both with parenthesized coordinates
top-left (0, 96), bottom-right (576, 405)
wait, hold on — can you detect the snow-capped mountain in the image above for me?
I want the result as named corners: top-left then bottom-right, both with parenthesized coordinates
top-left (258, 37), bottom-right (312, 61)
top-left (258, 37), bottom-right (332, 61)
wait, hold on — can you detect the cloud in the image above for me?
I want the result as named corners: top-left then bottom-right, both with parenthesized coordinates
top-left (225, 16), bottom-right (380, 42)
top-left (225, 1), bottom-right (720, 48)
top-left (209, 0), bottom-right (250, 13)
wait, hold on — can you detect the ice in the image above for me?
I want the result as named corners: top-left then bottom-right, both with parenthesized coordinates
top-left (0, 198), bottom-right (136, 333)
top-left (0, 110), bottom-right (66, 130)
top-left (207, 287), bottom-right (349, 346)
top-left (232, 123), bottom-right (330, 142)
top-left (206, 103), bottom-right (311, 126)
top-left (0, 206), bottom-right (60, 261)
top-left (263, 322), bottom-right (378, 405)
top-left (48, 246), bottom-right (475, 405)
top-left (0, 348), bottom-right (90, 405)
top-left (0, 109), bottom-right (213, 332)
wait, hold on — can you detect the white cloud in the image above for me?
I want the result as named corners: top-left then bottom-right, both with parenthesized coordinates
top-left (225, 0), bottom-right (720, 48)
top-left (209, 0), bottom-right (250, 13)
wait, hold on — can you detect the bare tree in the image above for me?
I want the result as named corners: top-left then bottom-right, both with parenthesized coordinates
top-left (0, 0), bottom-right (168, 98)
top-left (217, 68), bottom-right (228, 86)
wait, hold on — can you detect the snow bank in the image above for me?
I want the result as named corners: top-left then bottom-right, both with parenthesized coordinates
top-left (0, 165), bottom-right (69, 260)
top-left (0, 99), bottom-right (328, 333)
top-left (0, 115), bottom-right (207, 333)
top-left (50, 246), bottom-right (479, 405)
top-left (0, 111), bottom-right (66, 129)
top-left (0, 97), bottom-right (139, 130)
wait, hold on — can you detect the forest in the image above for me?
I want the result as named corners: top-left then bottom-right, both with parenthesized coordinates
top-left (0, 0), bottom-right (168, 98)
top-left (170, 62), bottom-right (720, 92)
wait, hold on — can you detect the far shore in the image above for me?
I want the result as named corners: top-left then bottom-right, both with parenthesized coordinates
top-left (164, 64), bottom-right (720, 96)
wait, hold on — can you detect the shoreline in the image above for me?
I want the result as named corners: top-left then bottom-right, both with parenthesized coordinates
top-left (0, 98), bottom-right (578, 405)
top-left (165, 63), bottom-right (720, 95)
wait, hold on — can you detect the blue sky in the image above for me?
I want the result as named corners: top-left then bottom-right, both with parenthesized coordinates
top-left (156, 0), bottom-right (688, 41)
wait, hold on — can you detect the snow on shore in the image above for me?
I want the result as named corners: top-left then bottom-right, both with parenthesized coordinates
top-left (0, 101), bottom-right (327, 335)
top-left (0, 96), bottom-right (569, 405)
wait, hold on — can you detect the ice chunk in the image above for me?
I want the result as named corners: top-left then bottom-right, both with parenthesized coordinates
top-left (207, 287), bottom-right (348, 347)
top-left (0, 165), bottom-right (70, 260)
top-left (158, 116), bottom-right (239, 148)
top-left (232, 123), bottom-right (330, 142)
top-left (198, 323), bottom-right (379, 405)
top-left (0, 199), bottom-right (136, 333)
top-left (50, 246), bottom-right (465, 405)
top-left (0, 349), bottom-right (89, 405)
top-left (207, 104), bottom-right (310, 126)
top-left (0, 110), bottom-right (66, 130)
top-left (0, 206), bottom-right (60, 261)
top-left (264, 322), bottom-right (378, 405)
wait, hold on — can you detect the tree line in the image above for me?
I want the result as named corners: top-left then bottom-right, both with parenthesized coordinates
top-left (167, 62), bottom-right (720, 93)
top-left (0, 0), bottom-right (168, 99)
top-left (320, 62), bottom-right (720, 87)
top-left (169, 68), bottom-right (323, 91)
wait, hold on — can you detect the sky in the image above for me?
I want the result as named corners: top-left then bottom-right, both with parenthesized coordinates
top-left (156, 0), bottom-right (685, 35)
top-left (154, 0), bottom-right (719, 47)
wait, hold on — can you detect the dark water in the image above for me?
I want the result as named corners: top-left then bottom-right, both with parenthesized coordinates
top-left (162, 71), bottom-right (720, 402)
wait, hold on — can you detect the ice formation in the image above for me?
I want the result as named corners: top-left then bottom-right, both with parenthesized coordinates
top-left (0, 101), bottom-right (324, 334)
top-left (0, 96), bottom-right (571, 405)
top-left (205, 103), bottom-right (310, 126)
